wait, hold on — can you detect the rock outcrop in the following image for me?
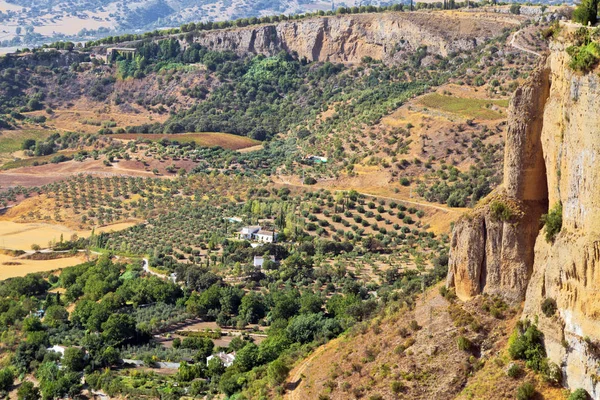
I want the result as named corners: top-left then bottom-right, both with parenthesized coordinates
top-left (523, 42), bottom-right (600, 398)
top-left (446, 63), bottom-right (550, 303)
top-left (191, 12), bottom-right (518, 63)
top-left (449, 37), bottom-right (600, 397)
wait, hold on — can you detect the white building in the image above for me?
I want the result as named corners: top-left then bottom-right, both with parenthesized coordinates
top-left (238, 226), bottom-right (261, 240)
top-left (238, 226), bottom-right (278, 243)
top-left (255, 230), bottom-right (278, 243)
top-left (207, 352), bottom-right (236, 368)
top-left (253, 255), bottom-right (276, 268)
top-left (47, 345), bottom-right (66, 357)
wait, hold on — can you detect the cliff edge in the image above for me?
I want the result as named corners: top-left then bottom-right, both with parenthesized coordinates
top-left (448, 34), bottom-right (600, 397)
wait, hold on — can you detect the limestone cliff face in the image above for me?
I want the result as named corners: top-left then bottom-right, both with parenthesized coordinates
top-left (446, 63), bottom-right (550, 303)
top-left (523, 42), bottom-right (600, 398)
top-left (449, 40), bottom-right (600, 397)
top-left (191, 12), bottom-right (516, 63)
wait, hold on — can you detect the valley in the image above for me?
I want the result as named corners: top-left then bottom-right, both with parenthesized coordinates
top-left (0, 3), bottom-right (596, 400)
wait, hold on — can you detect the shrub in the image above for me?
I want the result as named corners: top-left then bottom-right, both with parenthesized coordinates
top-left (541, 203), bottom-right (562, 242)
top-left (541, 298), bottom-right (557, 317)
top-left (304, 177), bottom-right (317, 185)
top-left (508, 321), bottom-right (547, 372)
top-left (506, 363), bottom-right (522, 378)
top-left (569, 388), bottom-right (590, 400)
top-left (391, 380), bottom-right (404, 394)
top-left (567, 42), bottom-right (600, 72)
top-left (490, 200), bottom-right (515, 221)
top-left (516, 382), bottom-right (536, 400)
top-left (457, 336), bottom-right (472, 352)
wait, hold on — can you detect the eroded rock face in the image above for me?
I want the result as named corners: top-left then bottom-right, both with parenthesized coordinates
top-left (450, 40), bottom-right (600, 396)
top-left (446, 63), bottom-right (550, 303)
top-left (523, 43), bottom-right (600, 398)
top-left (191, 12), bottom-right (517, 63)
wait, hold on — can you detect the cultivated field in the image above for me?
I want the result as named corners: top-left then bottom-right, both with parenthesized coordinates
top-left (108, 132), bottom-right (260, 150)
top-left (0, 220), bottom-right (137, 251)
top-left (0, 253), bottom-right (87, 280)
top-left (418, 93), bottom-right (509, 120)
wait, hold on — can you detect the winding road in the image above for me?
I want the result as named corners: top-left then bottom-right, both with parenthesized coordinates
top-left (510, 29), bottom-right (541, 57)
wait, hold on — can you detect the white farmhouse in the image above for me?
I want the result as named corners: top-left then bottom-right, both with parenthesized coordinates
top-left (238, 226), bottom-right (260, 240)
top-left (256, 229), bottom-right (278, 243)
top-left (207, 352), bottom-right (236, 368)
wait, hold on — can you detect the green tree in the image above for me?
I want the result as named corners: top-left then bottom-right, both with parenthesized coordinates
top-left (44, 305), bottom-right (69, 328)
top-left (17, 381), bottom-right (40, 400)
top-left (101, 314), bottom-right (137, 346)
top-left (62, 347), bottom-right (86, 372)
top-left (0, 368), bottom-right (14, 391)
top-left (573, 0), bottom-right (598, 25)
top-left (234, 343), bottom-right (259, 372)
top-left (267, 359), bottom-right (290, 386)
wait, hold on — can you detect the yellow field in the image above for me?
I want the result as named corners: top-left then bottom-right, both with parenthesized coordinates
top-left (0, 253), bottom-right (86, 280)
top-left (0, 221), bottom-right (137, 251)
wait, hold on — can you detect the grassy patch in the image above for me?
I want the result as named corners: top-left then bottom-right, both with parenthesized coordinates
top-left (0, 129), bottom-right (52, 154)
top-left (418, 94), bottom-right (508, 120)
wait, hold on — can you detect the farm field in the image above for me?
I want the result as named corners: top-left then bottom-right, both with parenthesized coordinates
top-left (0, 252), bottom-right (87, 280)
top-left (418, 93), bottom-right (509, 120)
top-left (107, 132), bottom-right (260, 150)
top-left (0, 220), bottom-right (137, 251)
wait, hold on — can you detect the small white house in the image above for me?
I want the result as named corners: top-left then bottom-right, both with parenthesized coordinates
top-left (254, 255), bottom-right (276, 268)
top-left (238, 226), bottom-right (261, 240)
top-left (207, 352), bottom-right (236, 368)
top-left (255, 230), bottom-right (278, 243)
top-left (47, 345), bottom-right (66, 357)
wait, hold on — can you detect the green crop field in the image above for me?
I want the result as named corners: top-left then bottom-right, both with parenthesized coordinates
top-left (419, 94), bottom-right (509, 120)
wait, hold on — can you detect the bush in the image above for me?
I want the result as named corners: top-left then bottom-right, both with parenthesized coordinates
top-left (516, 382), bottom-right (536, 400)
top-left (567, 42), bottom-right (600, 72)
top-left (541, 298), bottom-right (557, 317)
top-left (490, 200), bottom-right (515, 221)
top-left (457, 336), bottom-right (472, 352)
top-left (506, 363), bottom-right (522, 378)
top-left (304, 177), bottom-right (317, 185)
top-left (508, 321), bottom-right (547, 372)
top-left (569, 388), bottom-right (590, 400)
top-left (541, 203), bottom-right (562, 243)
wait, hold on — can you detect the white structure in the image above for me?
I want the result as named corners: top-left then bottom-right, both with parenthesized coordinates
top-left (253, 255), bottom-right (276, 268)
top-left (238, 226), bottom-right (278, 243)
top-left (47, 345), bottom-right (66, 357)
top-left (238, 226), bottom-right (260, 240)
top-left (207, 352), bottom-right (236, 368)
top-left (256, 230), bottom-right (278, 243)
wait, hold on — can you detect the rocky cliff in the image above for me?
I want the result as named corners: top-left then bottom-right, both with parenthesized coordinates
top-left (448, 38), bottom-right (600, 397)
top-left (190, 11), bottom-right (519, 63)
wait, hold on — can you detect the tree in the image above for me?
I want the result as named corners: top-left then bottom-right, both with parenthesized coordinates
top-left (267, 359), bottom-right (290, 385)
top-left (0, 368), bottom-right (14, 391)
top-left (234, 343), bottom-right (259, 372)
top-left (62, 347), bottom-right (86, 372)
top-left (573, 0), bottom-right (598, 25)
top-left (17, 381), bottom-right (40, 400)
top-left (43, 305), bottom-right (69, 328)
top-left (101, 314), bottom-right (137, 346)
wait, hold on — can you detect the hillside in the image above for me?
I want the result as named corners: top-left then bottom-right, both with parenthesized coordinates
top-left (0, 5), bottom-right (583, 400)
